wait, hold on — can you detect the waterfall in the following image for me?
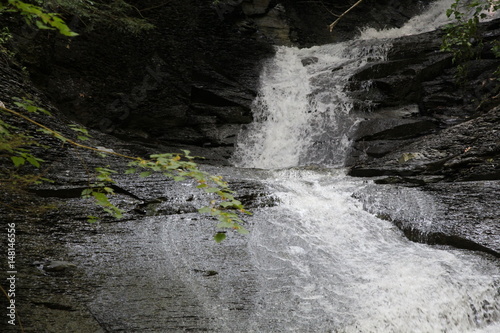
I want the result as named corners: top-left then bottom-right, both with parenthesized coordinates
top-left (230, 42), bottom-right (388, 168)
top-left (231, 0), bottom-right (458, 169)
top-left (226, 1), bottom-right (500, 332)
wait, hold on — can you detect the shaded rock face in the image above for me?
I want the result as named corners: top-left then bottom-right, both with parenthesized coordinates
top-left (346, 19), bottom-right (500, 183)
top-left (341, 18), bottom-right (500, 258)
top-left (7, 0), bottom-right (434, 153)
top-left (282, 0), bottom-right (434, 46)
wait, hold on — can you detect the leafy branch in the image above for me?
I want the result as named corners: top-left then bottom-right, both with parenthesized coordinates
top-left (328, 0), bottom-right (364, 32)
top-left (43, 0), bottom-right (154, 34)
top-left (0, 0), bottom-right (154, 35)
top-left (0, 0), bottom-right (78, 36)
top-left (441, 0), bottom-right (500, 80)
top-left (0, 100), bottom-right (251, 242)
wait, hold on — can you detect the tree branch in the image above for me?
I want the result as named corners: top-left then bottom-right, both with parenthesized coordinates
top-left (0, 105), bottom-right (141, 161)
top-left (328, 0), bottom-right (364, 32)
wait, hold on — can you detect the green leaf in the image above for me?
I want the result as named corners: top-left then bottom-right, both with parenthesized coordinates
top-left (81, 188), bottom-right (93, 197)
top-left (25, 155), bottom-right (42, 167)
top-left (216, 221), bottom-right (235, 229)
top-left (69, 124), bottom-right (90, 134)
top-left (92, 192), bottom-right (109, 204)
top-left (40, 177), bottom-right (54, 183)
top-left (231, 200), bottom-right (243, 208)
top-left (11, 156), bottom-right (25, 167)
top-left (214, 232), bottom-right (226, 243)
top-left (103, 187), bottom-right (114, 193)
top-left (139, 171), bottom-right (152, 178)
top-left (221, 193), bottom-right (235, 201)
top-left (53, 132), bottom-right (68, 142)
top-left (125, 168), bottom-right (136, 174)
top-left (198, 206), bottom-right (213, 214)
top-left (236, 227), bottom-right (250, 235)
top-left (87, 215), bottom-right (99, 223)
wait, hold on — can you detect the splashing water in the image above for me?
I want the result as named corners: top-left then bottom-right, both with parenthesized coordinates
top-left (243, 169), bottom-right (500, 333)
top-left (228, 1), bottom-right (500, 332)
top-left (359, 0), bottom-right (455, 39)
top-left (231, 41), bottom-right (391, 169)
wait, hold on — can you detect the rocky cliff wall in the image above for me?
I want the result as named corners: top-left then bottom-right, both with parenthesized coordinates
top-left (347, 19), bottom-right (500, 183)
top-left (4, 0), bottom-right (434, 157)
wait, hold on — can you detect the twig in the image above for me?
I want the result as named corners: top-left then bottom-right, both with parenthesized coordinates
top-left (318, 0), bottom-right (340, 18)
top-left (328, 0), bottom-right (364, 32)
top-left (140, 1), bottom-right (173, 12)
top-left (0, 105), bottom-right (142, 162)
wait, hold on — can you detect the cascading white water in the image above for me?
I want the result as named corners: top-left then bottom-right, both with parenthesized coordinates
top-left (243, 169), bottom-right (499, 333)
top-left (231, 0), bottom-right (459, 169)
top-left (231, 42), bottom-right (390, 168)
top-left (229, 0), bottom-right (500, 332)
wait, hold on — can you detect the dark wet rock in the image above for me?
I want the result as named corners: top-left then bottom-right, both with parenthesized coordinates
top-left (353, 117), bottom-right (437, 141)
top-left (374, 175), bottom-right (445, 185)
top-left (193, 268), bottom-right (219, 277)
top-left (0, 129), bottom-right (275, 332)
top-left (349, 105), bottom-right (500, 181)
top-left (301, 57), bottom-right (319, 67)
top-left (282, 0), bottom-right (434, 46)
top-left (253, 4), bottom-right (292, 45)
top-left (353, 181), bottom-right (500, 257)
top-left (242, 0), bottom-right (271, 16)
top-left (1, 2), bottom-right (500, 331)
top-left (0, 141), bottom-right (272, 331)
top-left (347, 19), bottom-right (500, 182)
top-left (421, 181), bottom-right (500, 257)
top-left (344, 19), bottom-right (500, 258)
top-left (3, 0), bottom-right (437, 153)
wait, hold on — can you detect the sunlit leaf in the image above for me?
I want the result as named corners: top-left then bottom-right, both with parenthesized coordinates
top-left (87, 215), bottom-right (99, 223)
top-left (216, 221), bottom-right (234, 229)
top-left (236, 227), bottom-right (250, 235)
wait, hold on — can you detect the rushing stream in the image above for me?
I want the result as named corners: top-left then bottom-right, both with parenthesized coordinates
top-left (76, 1), bottom-right (500, 332)
top-left (224, 1), bottom-right (500, 332)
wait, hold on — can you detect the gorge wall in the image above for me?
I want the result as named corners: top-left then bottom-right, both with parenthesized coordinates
top-left (5, 0), bottom-right (434, 161)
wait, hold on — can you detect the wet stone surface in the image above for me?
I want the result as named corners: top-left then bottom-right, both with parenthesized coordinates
top-left (422, 181), bottom-right (500, 256)
top-left (0, 163), bottom-right (274, 332)
top-left (353, 180), bottom-right (500, 258)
